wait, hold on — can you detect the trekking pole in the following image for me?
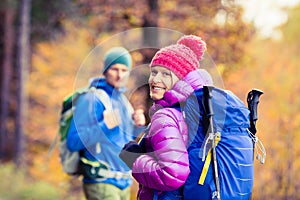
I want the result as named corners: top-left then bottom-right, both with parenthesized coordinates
top-left (247, 89), bottom-right (266, 164)
top-left (247, 89), bottom-right (264, 135)
top-left (203, 86), bottom-right (221, 200)
top-left (135, 123), bottom-right (151, 145)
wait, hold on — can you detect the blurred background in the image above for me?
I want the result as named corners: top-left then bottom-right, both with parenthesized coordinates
top-left (0, 0), bottom-right (299, 199)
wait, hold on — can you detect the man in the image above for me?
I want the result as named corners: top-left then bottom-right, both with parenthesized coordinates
top-left (67, 47), bottom-right (145, 200)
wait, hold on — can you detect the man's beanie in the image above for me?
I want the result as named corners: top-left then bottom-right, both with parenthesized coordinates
top-left (150, 35), bottom-right (206, 79)
top-left (103, 47), bottom-right (132, 73)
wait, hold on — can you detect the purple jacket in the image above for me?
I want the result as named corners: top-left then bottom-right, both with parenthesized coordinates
top-left (132, 69), bottom-right (213, 199)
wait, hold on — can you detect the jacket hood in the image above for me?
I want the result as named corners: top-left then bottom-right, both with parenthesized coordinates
top-left (182, 69), bottom-right (213, 90)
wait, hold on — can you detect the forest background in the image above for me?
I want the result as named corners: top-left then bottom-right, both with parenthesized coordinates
top-left (0, 0), bottom-right (299, 199)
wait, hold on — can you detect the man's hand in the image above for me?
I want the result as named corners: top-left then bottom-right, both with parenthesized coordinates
top-left (103, 109), bottom-right (121, 129)
top-left (132, 109), bottom-right (146, 127)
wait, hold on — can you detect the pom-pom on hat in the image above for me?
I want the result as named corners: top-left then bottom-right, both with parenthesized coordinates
top-left (150, 35), bottom-right (206, 79)
top-left (103, 47), bottom-right (132, 73)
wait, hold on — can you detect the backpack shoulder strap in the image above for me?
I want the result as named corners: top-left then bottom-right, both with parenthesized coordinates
top-left (89, 87), bottom-right (112, 111)
top-left (90, 87), bottom-right (134, 116)
top-left (120, 93), bottom-right (134, 115)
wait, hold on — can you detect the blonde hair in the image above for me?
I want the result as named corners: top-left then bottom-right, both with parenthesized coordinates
top-left (170, 70), bottom-right (179, 88)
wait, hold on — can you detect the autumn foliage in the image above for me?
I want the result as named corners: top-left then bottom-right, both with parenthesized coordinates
top-left (1, 0), bottom-right (300, 199)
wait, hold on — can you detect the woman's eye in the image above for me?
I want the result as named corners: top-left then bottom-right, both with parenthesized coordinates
top-left (163, 72), bottom-right (171, 76)
top-left (151, 70), bottom-right (157, 76)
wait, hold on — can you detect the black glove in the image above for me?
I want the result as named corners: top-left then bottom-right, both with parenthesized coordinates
top-left (119, 141), bottom-right (144, 169)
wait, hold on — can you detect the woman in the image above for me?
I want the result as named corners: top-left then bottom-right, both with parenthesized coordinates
top-left (120, 35), bottom-right (213, 200)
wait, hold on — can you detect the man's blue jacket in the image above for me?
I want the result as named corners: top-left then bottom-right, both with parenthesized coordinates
top-left (67, 77), bottom-right (140, 189)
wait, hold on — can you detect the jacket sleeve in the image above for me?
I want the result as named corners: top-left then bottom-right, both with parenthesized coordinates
top-left (132, 108), bottom-right (190, 191)
top-left (66, 92), bottom-right (115, 152)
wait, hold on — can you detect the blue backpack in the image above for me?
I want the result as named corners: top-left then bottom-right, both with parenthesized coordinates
top-left (182, 87), bottom-right (263, 200)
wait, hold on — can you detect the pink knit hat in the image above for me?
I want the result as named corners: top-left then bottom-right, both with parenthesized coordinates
top-left (150, 35), bottom-right (207, 79)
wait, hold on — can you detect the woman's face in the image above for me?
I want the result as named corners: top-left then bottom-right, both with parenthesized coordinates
top-left (148, 66), bottom-right (179, 100)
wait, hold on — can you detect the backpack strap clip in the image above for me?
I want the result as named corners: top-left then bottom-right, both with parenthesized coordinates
top-left (247, 129), bottom-right (266, 164)
top-left (198, 132), bottom-right (221, 185)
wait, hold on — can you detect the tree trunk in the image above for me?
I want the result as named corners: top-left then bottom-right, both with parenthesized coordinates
top-left (15, 0), bottom-right (31, 166)
top-left (137, 0), bottom-right (158, 124)
top-left (0, 0), bottom-right (16, 160)
top-left (142, 0), bottom-right (158, 58)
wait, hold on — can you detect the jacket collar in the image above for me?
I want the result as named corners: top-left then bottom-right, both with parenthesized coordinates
top-left (89, 77), bottom-right (126, 96)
